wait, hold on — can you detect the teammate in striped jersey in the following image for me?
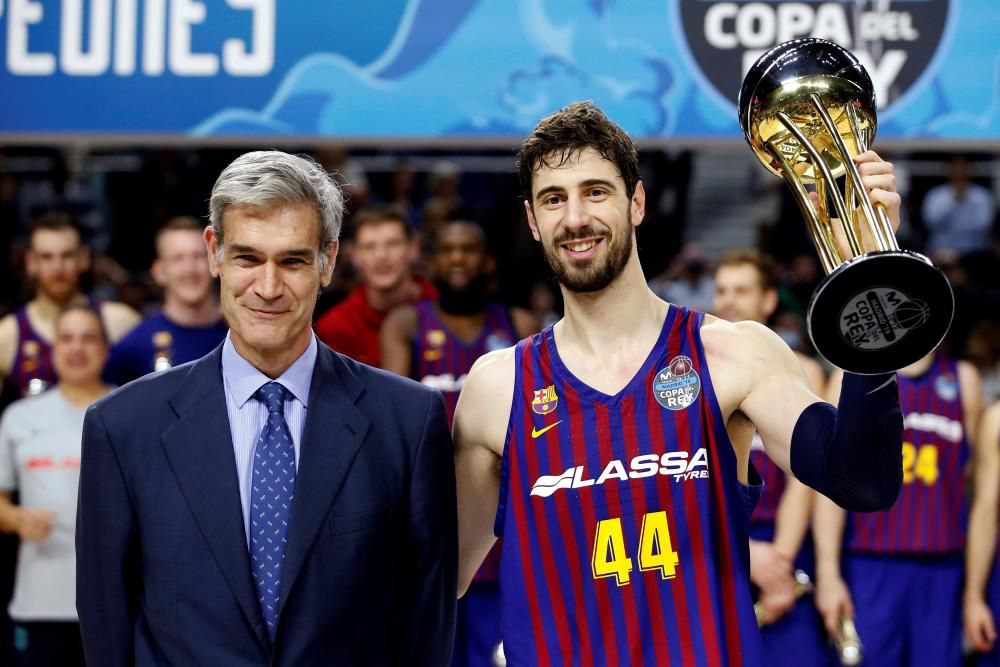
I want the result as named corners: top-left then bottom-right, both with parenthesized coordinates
top-left (712, 250), bottom-right (831, 665)
top-left (814, 355), bottom-right (983, 666)
top-left (381, 219), bottom-right (538, 422)
top-left (454, 101), bottom-right (906, 666)
top-left (381, 219), bottom-right (537, 667)
top-left (964, 400), bottom-right (1000, 665)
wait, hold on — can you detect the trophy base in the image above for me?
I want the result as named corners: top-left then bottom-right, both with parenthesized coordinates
top-left (807, 251), bottom-right (954, 374)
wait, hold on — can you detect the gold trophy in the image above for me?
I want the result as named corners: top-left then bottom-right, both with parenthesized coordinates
top-left (739, 38), bottom-right (953, 373)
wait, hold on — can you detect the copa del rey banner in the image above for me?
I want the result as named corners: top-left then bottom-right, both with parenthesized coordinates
top-left (0, 0), bottom-right (997, 140)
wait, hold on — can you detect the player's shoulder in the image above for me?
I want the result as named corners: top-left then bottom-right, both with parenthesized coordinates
top-left (100, 299), bottom-right (140, 320)
top-left (700, 315), bottom-right (781, 357)
top-left (382, 302), bottom-right (419, 331)
top-left (700, 314), bottom-right (800, 377)
top-left (0, 311), bottom-right (17, 342)
top-left (465, 344), bottom-right (518, 393)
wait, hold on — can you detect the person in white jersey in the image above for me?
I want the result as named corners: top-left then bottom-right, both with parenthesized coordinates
top-left (0, 304), bottom-right (112, 667)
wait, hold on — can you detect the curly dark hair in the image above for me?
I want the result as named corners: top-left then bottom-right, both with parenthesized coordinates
top-left (517, 101), bottom-right (640, 206)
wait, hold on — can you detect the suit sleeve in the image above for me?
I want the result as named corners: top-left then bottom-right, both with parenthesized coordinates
top-left (77, 404), bottom-right (140, 666)
top-left (393, 390), bottom-right (458, 666)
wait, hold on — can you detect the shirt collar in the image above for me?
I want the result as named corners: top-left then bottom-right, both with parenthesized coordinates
top-left (221, 332), bottom-right (318, 408)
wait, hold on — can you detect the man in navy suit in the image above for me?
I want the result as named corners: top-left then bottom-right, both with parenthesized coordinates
top-left (76, 151), bottom-right (457, 666)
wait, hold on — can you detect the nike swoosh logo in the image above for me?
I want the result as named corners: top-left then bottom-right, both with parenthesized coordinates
top-left (531, 421), bottom-right (563, 439)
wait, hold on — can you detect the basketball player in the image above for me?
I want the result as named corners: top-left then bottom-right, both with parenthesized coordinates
top-left (814, 354), bottom-right (982, 666)
top-left (963, 400), bottom-right (1000, 665)
top-left (105, 217), bottom-right (227, 385)
top-left (454, 102), bottom-right (905, 665)
top-left (381, 219), bottom-right (538, 421)
top-left (381, 219), bottom-right (537, 667)
top-left (713, 249), bottom-right (831, 665)
top-left (0, 213), bottom-right (140, 397)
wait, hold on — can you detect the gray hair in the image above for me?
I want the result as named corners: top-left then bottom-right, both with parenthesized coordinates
top-left (208, 151), bottom-right (345, 272)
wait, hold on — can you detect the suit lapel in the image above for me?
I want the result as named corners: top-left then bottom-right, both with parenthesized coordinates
top-left (160, 348), bottom-right (270, 649)
top-left (278, 346), bottom-right (370, 608)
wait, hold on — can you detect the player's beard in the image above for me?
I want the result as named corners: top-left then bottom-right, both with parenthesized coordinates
top-left (436, 274), bottom-right (489, 315)
top-left (542, 216), bottom-right (633, 294)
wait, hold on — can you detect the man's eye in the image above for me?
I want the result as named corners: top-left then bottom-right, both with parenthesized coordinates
top-left (589, 188), bottom-right (607, 198)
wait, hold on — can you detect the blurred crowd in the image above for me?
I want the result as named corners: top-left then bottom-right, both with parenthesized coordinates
top-left (0, 145), bottom-right (998, 666)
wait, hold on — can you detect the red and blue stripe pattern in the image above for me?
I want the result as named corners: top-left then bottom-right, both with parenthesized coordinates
top-left (413, 299), bottom-right (514, 584)
top-left (848, 356), bottom-right (969, 554)
top-left (412, 299), bottom-right (516, 424)
top-left (495, 306), bottom-right (763, 666)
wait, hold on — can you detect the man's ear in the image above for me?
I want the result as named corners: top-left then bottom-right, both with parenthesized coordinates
top-left (320, 240), bottom-right (340, 288)
top-left (524, 200), bottom-right (540, 242)
top-left (204, 226), bottom-right (221, 278)
top-left (630, 181), bottom-right (646, 228)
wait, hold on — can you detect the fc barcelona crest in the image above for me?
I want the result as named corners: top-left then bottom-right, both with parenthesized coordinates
top-left (532, 385), bottom-right (558, 415)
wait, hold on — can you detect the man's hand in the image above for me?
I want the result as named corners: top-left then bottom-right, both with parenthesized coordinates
top-left (965, 594), bottom-right (998, 653)
top-left (16, 508), bottom-right (57, 542)
top-left (815, 572), bottom-right (854, 637)
top-left (811, 150), bottom-right (901, 260)
top-left (749, 540), bottom-right (796, 624)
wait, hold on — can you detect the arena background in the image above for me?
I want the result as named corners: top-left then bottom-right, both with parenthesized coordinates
top-left (0, 0), bottom-right (999, 664)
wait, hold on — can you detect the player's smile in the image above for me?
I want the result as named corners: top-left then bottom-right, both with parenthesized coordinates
top-left (560, 236), bottom-right (604, 260)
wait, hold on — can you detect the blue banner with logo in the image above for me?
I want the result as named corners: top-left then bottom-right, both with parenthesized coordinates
top-left (1, 0), bottom-right (996, 140)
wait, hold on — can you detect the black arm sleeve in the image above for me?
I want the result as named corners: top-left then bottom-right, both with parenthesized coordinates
top-left (790, 372), bottom-right (903, 512)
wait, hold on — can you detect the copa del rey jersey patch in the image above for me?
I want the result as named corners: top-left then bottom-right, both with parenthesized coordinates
top-left (652, 355), bottom-right (701, 411)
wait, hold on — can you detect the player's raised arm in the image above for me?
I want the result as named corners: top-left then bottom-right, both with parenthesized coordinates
top-left (453, 347), bottom-right (516, 597)
top-left (737, 322), bottom-right (903, 512)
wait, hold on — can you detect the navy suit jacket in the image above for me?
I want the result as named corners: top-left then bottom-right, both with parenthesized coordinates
top-left (77, 342), bottom-right (457, 666)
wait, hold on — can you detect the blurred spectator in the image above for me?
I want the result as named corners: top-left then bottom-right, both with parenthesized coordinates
top-left (648, 243), bottom-right (715, 313)
top-left (0, 213), bottom-right (139, 398)
top-left (314, 206), bottom-right (436, 367)
top-left (104, 217), bottom-right (227, 385)
top-left (0, 304), bottom-right (112, 667)
top-left (921, 156), bottom-right (995, 255)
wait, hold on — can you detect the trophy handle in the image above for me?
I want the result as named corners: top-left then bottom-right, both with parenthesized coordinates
top-left (814, 94), bottom-right (899, 253)
top-left (764, 142), bottom-right (841, 273)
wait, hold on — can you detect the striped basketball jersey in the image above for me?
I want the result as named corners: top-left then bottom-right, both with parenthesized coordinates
top-left (496, 306), bottom-right (763, 667)
top-left (9, 297), bottom-right (101, 397)
top-left (412, 299), bottom-right (516, 424)
top-left (749, 434), bottom-right (785, 526)
top-left (848, 356), bottom-right (969, 554)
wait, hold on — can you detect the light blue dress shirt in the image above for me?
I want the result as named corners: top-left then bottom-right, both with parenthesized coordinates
top-left (220, 333), bottom-right (317, 543)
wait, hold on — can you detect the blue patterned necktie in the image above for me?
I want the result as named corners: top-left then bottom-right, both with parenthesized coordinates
top-left (250, 381), bottom-right (296, 641)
